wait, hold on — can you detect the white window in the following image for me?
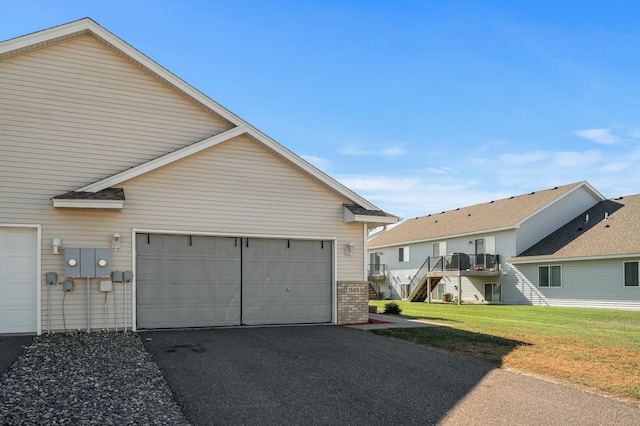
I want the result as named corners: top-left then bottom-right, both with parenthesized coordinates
top-left (539, 265), bottom-right (561, 287)
top-left (624, 261), bottom-right (639, 287)
top-left (399, 246), bottom-right (410, 262)
top-left (484, 283), bottom-right (501, 302)
top-left (432, 242), bottom-right (445, 257)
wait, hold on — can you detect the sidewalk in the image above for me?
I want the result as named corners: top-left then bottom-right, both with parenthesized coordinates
top-left (344, 313), bottom-right (446, 330)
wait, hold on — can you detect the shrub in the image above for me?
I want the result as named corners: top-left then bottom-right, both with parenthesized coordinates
top-left (384, 301), bottom-right (402, 315)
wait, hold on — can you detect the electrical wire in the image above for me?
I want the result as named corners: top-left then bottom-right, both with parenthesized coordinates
top-left (62, 291), bottom-right (68, 332)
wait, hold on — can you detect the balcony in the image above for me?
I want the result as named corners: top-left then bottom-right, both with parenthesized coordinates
top-left (368, 263), bottom-right (387, 281)
top-left (426, 253), bottom-right (500, 277)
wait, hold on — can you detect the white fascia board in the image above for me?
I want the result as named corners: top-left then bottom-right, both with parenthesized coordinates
top-left (344, 207), bottom-right (398, 226)
top-left (509, 253), bottom-right (640, 265)
top-left (52, 199), bottom-right (124, 210)
top-left (78, 126), bottom-right (247, 192)
top-left (133, 228), bottom-right (338, 241)
top-left (368, 225), bottom-right (516, 250)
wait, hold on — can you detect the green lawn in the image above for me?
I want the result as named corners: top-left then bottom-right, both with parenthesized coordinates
top-left (369, 301), bottom-right (640, 404)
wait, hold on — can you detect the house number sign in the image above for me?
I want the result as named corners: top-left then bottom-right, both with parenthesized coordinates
top-left (347, 286), bottom-right (361, 294)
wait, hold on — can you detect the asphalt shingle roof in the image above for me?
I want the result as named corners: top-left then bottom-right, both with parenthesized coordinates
top-left (511, 194), bottom-right (640, 261)
top-left (52, 188), bottom-right (125, 201)
top-left (369, 182), bottom-right (586, 248)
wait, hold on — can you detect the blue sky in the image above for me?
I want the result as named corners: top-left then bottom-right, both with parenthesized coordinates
top-left (3, 1), bottom-right (640, 220)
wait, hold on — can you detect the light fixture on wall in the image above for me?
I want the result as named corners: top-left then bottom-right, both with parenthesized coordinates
top-left (468, 240), bottom-right (473, 245)
top-left (345, 242), bottom-right (354, 256)
top-left (51, 237), bottom-right (62, 254)
top-left (112, 233), bottom-right (121, 250)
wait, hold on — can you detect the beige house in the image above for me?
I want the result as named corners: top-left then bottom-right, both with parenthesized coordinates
top-left (0, 18), bottom-right (397, 335)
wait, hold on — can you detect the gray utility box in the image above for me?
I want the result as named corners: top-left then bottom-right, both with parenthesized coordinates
top-left (65, 248), bottom-right (111, 278)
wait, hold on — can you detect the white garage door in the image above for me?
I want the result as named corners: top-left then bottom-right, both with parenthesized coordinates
top-left (242, 238), bottom-right (332, 325)
top-left (0, 228), bottom-right (37, 334)
top-left (136, 234), bottom-right (332, 329)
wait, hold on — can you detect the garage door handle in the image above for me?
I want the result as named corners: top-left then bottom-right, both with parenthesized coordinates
top-left (287, 288), bottom-right (290, 292)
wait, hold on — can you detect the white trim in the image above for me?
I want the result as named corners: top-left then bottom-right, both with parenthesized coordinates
top-left (0, 224), bottom-right (42, 335)
top-left (510, 253), bottom-right (640, 264)
top-left (1, 18), bottom-right (385, 212)
top-left (132, 229), bottom-right (338, 326)
top-left (362, 224), bottom-right (368, 282)
top-left (623, 260), bottom-right (640, 288)
top-left (52, 200), bottom-right (124, 210)
top-left (370, 226), bottom-right (515, 250)
top-left (78, 126), bottom-right (247, 192)
top-left (0, 19), bottom-right (244, 127)
top-left (344, 206), bottom-right (398, 226)
top-left (538, 264), bottom-right (562, 288)
top-left (332, 239), bottom-right (338, 325)
top-left (131, 228), bottom-right (136, 332)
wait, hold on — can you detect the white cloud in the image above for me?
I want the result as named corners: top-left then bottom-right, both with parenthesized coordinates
top-left (301, 154), bottom-right (331, 171)
top-left (499, 152), bottom-right (547, 166)
top-left (573, 128), bottom-right (618, 144)
top-left (338, 144), bottom-right (406, 157)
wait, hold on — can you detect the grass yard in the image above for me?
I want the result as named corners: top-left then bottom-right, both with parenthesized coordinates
top-left (368, 301), bottom-right (640, 404)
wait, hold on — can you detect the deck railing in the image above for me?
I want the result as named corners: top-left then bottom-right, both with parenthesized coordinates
top-left (407, 253), bottom-right (500, 299)
top-left (367, 263), bottom-right (387, 280)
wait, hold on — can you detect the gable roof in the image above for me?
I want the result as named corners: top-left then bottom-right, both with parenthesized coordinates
top-left (1, 18), bottom-right (397, 223)
top-left (368, 181), bottom-right (604, 248)
top-left (510, 194), bottom-right (640, 263)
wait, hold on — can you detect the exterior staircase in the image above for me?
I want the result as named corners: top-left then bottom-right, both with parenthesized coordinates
top-left (369, 283), bottom-right (381, 300)
top-left (407, 276), bottom-right (442, 302)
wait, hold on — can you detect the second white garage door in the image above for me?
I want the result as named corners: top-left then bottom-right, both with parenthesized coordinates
top-left (136, 234), bottom-right (332, 329)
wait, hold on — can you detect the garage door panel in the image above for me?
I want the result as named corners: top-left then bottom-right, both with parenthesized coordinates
top-left (137, 235), bottom-right (331, 329)
top-left (243, 239), bottom-right (332, 325)
top-left (0, 228), bottom-right (37, 334)
top-left (136, 234), bottom-right (241, 329)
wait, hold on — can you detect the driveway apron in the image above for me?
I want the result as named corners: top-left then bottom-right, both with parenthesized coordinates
top-left (0, 335), bottom-right (33, 375)
top-left (142, 326), bottom-right (640, 426)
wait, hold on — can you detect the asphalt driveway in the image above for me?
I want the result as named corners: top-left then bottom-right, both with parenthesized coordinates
top-left (0, 335), bottom-right (33, 375)
top-left (142, 326), bottom-right (640, 425)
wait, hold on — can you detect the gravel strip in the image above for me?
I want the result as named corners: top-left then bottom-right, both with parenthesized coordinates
top-left (0, 332), bottom-right (189, 425)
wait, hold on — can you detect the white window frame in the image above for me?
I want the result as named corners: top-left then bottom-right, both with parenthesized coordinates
top-left (623, 261), bottom-right (639, 287)
top-left (399, 246), bottom-right (410, 263)
top-left (484, 282), bottom-right (501, 303)
top-left (538, 265), bottom-right (562, 288)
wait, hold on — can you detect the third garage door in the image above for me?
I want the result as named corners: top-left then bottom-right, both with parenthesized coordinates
top-left (136, 234), bottom-right (332, 329)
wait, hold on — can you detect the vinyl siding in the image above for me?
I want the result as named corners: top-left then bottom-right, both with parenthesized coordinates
top-left (4, 136), bottom-right (363, 332)
top-left (0, 34), bottom-right (232, 193)
top-left (510, 259), bottom-right (640, 309)
top-left (1, 35), bottom-right (363, 332)
top-left (516, 187), bottom-right (601, 255)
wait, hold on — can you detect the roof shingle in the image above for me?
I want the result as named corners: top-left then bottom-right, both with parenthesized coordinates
top-left (369, 182), bottom-right (588, 248)
top-left (511, 194), bottom-right (640, 261)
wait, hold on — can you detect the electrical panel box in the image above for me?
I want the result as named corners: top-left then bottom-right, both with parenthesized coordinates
top-left (100, 280), bottom-right (113, 292)
top-left (80, 248), bottom-right (96, 277)
top-left (45, 272), bottom-right (58, 285)
top-left (95, 248), bottom-right (110, 277)
top-left (123, 271), bottom-right (133, 282)
top-left (65, 248), bottom-right (111, 278)
top-left (63, 280), bottom-right (74, 292)
top-left (111, 271), bottom-right (124, 283)
top-left (65, 247), bottom-right (81, 277)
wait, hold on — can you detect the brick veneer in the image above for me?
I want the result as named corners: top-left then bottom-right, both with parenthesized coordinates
top-left (337, 281), bottom-right (368, 325)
